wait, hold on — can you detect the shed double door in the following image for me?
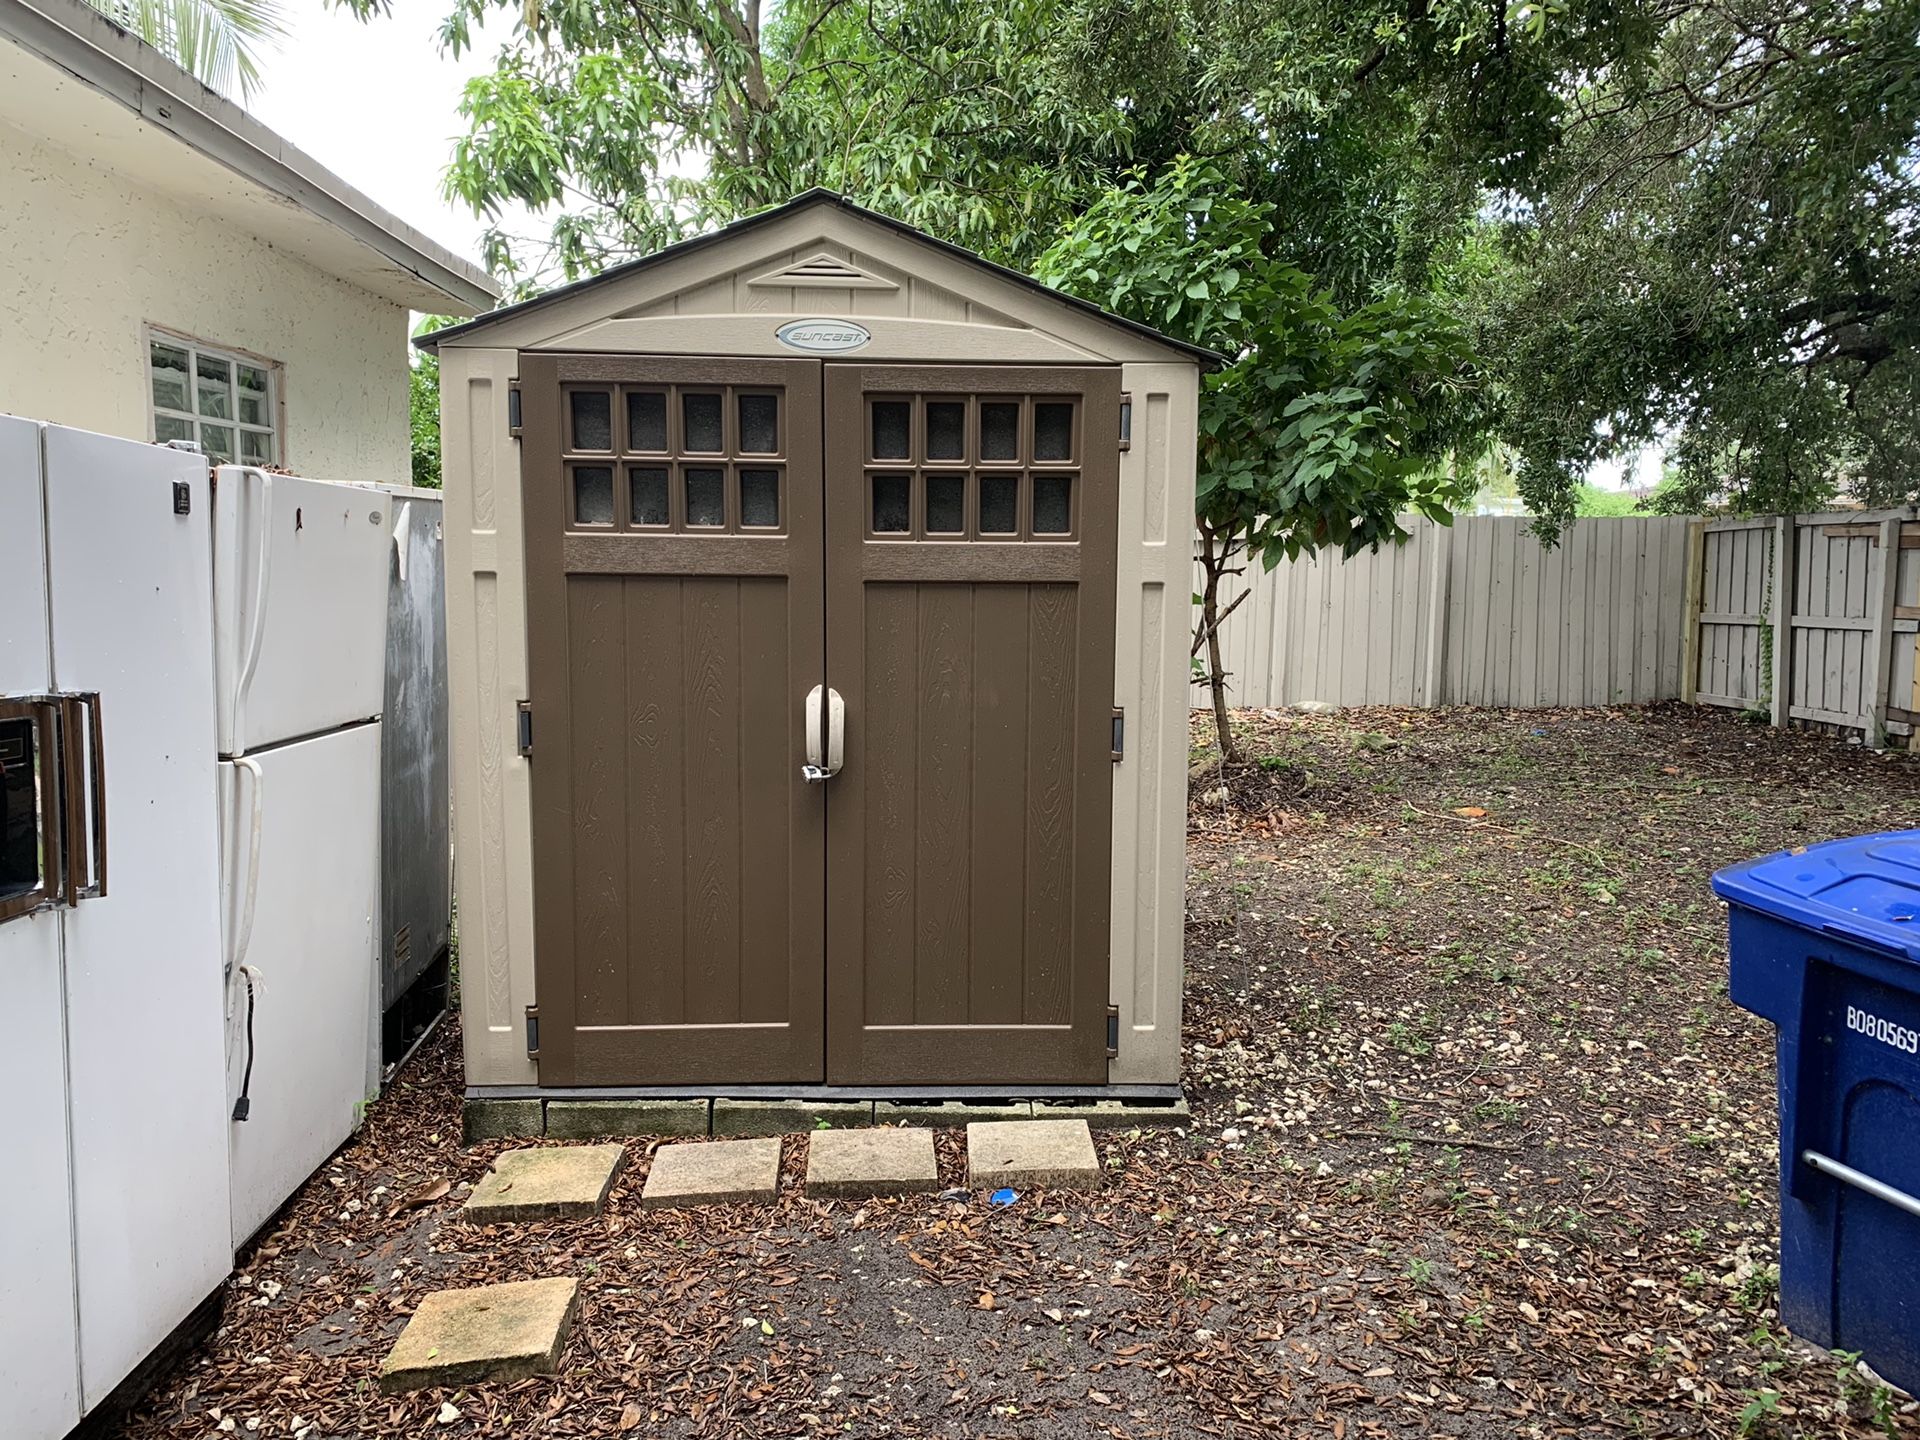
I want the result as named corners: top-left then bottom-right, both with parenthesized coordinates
top-left (522, 354), bottom-right (1117, 1086)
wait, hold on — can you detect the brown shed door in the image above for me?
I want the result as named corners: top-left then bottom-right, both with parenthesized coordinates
top-left (824, 365), bottom-right (1119, 1084)
top-left (521, 355), bottom-right (825, 1084)
top-left (522, 356), bottom-right (1118, 1087)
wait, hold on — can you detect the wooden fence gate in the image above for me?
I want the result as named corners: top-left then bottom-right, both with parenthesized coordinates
top-left (1684, 510), bottom-right (1919, 747)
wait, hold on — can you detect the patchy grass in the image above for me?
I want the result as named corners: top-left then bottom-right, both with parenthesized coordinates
top-left (119, 705), bottom-right (1919, 1439)
top-left (1185, 703), bottom-right (1920, 1437)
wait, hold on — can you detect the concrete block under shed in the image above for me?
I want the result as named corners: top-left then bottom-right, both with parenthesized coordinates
top-left (544, 1098), bottom-right (710, 1139)
top-left (873, 1099), bottom-right (1035, 1126)
top-left (462, 1097), bottom-right (544, 1144)
top-left (1034, 1096), bottom-right (1190, 1129)
top-left (711, 1098), bottom-right (873, 1136)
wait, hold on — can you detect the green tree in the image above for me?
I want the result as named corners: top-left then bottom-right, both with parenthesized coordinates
top-left (1467, 0), bottom-right (1920, 526)
top-left (408, 316), bottom-right (457, 488)
top-left (90, 0), bottom-right (286, 100)
top-left (1034, 162), bottom-right (1483, 757)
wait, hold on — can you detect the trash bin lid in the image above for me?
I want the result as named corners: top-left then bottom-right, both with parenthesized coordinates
top-left (1711, 831), bottom-right (1920, 963)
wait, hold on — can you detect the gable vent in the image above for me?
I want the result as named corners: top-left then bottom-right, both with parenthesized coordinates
top-left (747, 252), bottom-right (900, 291)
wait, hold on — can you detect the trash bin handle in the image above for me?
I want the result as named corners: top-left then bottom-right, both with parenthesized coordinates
top-left (1802, 1150), bottom-right (1920, 1222)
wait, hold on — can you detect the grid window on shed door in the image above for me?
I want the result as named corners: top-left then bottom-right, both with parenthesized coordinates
top-left (561, 382), bottom-right (787, 534)
top-left (864, 394), bottom-right (1080, 540)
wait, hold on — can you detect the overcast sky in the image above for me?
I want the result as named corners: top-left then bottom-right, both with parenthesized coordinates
top-left (248, 1), bottom-right (520, 267)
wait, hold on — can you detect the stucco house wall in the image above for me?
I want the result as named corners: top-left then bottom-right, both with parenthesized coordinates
top-left (0, 120), bottom-right (408, 482)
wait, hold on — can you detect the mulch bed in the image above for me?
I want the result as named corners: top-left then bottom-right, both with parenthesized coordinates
top-left (118, 705), bottom-right (1920, 1439)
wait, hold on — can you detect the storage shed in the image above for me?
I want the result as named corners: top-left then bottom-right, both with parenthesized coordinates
top-left (426, 191), bottom-right (1208, 1101)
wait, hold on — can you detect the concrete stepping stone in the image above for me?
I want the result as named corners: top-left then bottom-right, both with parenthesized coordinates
top-left (805, 1126), bottom-right (939, 1198)
top-left (379, 1276), bottom-right (578, 1393)
top-left (966, 1118), bottom-right (1101, 1191)
top-left (641, 1137), bottom-right (782, 1208)
top-left (464, 1143), bottom-right (625, 1222)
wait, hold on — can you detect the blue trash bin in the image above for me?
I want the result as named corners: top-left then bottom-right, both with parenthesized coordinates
top-left (1713, 831), bottom-right (1920, 1393)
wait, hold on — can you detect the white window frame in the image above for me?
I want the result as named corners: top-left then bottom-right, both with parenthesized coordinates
top-left (146, 327), bottom-right (284, 467)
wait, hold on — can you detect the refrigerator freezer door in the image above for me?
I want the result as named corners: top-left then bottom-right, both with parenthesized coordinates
top-left (212, 468), bottom-right (390, 756)
top-left (0, 415), bottom-right (82, 1440)
top-left (223, 722), bottom-right (381, 1248)
top-left (42, 426), bottom-right (231, 1411)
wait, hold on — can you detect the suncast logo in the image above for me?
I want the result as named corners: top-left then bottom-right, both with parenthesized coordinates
top-left (775, 318), bottom-right (872, 353)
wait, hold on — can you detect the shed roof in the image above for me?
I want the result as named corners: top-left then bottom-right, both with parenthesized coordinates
top-left (417, 190), bottom-right (1222, 368)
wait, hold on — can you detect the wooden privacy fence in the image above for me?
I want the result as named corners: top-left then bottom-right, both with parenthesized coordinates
top-left (1201, 514), bottom-right (1696, 710)
top-left (1685, 510), bottom-right (1919, 747)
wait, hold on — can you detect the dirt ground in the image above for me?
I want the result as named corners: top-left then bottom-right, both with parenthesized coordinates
top-left (119, 706), bottom-right (1920, 1440)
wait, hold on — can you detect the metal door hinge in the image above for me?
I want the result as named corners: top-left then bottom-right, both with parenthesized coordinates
top-left (525, 1005), bottom-right (540, 1058)
top-left (1105, 1004), bottom-right (1120, 1057)
top-left (517, 700), bottom-right (533, 758)
top-left (1111, 708), bottom-right (1124, 762)
top-left (507, 383), bottom-right (524, 437)
top-left (1118, 393), bottom-right (1133, 451)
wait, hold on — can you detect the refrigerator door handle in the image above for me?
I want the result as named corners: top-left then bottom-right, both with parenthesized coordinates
top-left (58, 696), bottom-right (88, 907)
top-left (228, 756), bottom-right (265, 980)
top-left (84, 692), bottom-right (106, 899)
top-left (233, 472), bottom-right (276, 751)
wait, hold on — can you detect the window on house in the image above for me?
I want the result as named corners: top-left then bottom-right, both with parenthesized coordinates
top-left (148, 334), bottom-right (280, 466)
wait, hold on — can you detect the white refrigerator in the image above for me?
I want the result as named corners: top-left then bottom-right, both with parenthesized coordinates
top-left (214, 466), bottom-right (390, 1249)
top-left (1, 420), bottom-right (231, 1440)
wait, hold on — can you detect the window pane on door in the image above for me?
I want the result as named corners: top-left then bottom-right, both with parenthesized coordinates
top-left (980, 402), bottom-right (1019, 461)
top-left (1034, 403), bottom-right (1074, 462)
top-left (872, 473), bottom-right (910, 533)
top-left (979, 473), bottom-right (1019, 533)
top-left (871, 401), bottom-right (911, 460)
top-left (685, 467), bottom-right (726, 527)
top-left (683, 393), bottom-right (723, 453)
top-left (926, 402), bottom-right (965, 460)
top-left (628, 391), bottom-right (668, 452)
top-left (196, 354), bottom-right (232, 418)
top-left (630, 467), bottom-right (669, 526)
top-left (925, 473), bottom-right (965, 534)
top-left (573, 466), bottom-right (615, 525)
top-left (570, 391), bottom-right (613, 450)
top-left (1033, 474), bottom-right (1073, 534)
top-left (740, 468), bottom-right (781, 528)
top-left (738, 394), bottom-right (779, 454)
top-left (150, 342), bottom-right (190, 411)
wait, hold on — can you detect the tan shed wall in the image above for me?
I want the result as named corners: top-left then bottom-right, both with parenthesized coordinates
top-left (441, 346), bottom-right (538, 1088)
top-left (1108, 364), bottom-right (1197, 1083)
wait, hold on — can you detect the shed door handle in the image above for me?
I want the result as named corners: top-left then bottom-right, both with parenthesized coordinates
top-left (1802, 1150), bottom-right (1920, 1221)
top-left (802, 685), bottom-right (844, 783)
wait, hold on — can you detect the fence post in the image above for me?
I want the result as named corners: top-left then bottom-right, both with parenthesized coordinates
top-left (1421, 520), bottom-right (1451, 707)
top-left (1769, 515), bottom-right (1795, 727)
top-left (1680, 519), bottom-right (1706, 705)
top-left (1862, 515), bottom-right (1902, 749)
